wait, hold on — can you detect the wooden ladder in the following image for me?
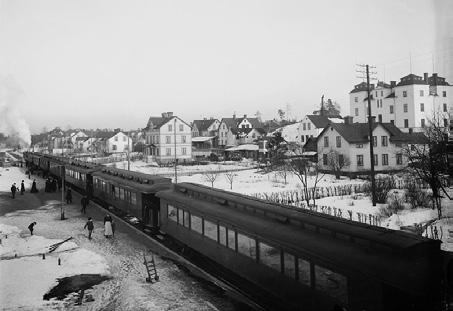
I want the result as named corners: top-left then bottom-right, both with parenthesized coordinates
top-left (143, 251), bottom-right (159, 283)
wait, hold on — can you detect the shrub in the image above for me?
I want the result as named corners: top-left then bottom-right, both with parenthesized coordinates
top-left (387, 193), bottom-right (406, 214)
top-left (364, 176), bottom-right (396, 204)
top-left (406, 181), bottom-right (432, 209)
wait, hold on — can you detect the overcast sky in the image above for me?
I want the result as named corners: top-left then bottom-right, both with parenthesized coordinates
top-left (0, 0), bottom-right (451, 133)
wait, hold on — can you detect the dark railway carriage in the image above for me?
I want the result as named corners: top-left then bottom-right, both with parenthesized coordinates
top-left (92, 168), bottom-right (171, 228)
top-left (157, 183), bottom-right (442, 311)
top-left (63, 162), bottom-right (99, 197)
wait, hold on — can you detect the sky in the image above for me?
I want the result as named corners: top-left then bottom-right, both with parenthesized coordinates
top-left (0, 0), bottom-right (451, 134)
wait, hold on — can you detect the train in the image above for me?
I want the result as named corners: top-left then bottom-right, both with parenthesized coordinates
top-left (23, 151), bottom-right (447, 311)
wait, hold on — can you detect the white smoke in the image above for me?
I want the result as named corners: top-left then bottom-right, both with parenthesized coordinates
top-left (0, 74), bottom-right (31, 147)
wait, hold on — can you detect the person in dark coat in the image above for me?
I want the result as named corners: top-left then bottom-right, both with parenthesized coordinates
top-left (52, 178), bottom-right (57, 192)
top-left (84, 218), bottom-right (94, 240)
top-left (81, 196), bottom-right (88, 214)
top-left (30, 179), bottom-right (38, 193)
top-left (28, 222), bottom-right (37, 235)
top-left (65, 188), bottom-right (72, 204)
top-left (45, 178), bottom-right (50, 192)
top-left (20, 180), bottom-right (25, 195)
top-left (11, 183), bottom-right (17, 199)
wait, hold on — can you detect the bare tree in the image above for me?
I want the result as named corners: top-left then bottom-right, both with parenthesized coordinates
top-left (224, 171), bottom-right (236, 190)
top-left (403, 112), bottom-right (449, 219)
top-left (203, 167), bottom-right (220, 188)
top-left (289, 158), bottom-right (325, 206)
top-left (326, 150), bottom-right (350, 179)
top-left (277, 161), bottom-right (292, 184)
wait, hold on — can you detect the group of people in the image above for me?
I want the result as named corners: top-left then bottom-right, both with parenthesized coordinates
top-left (10, 180), bottom-right (26, 198)
top-left (84, 214), bottom-right (115, 240)
top-left (44, 177), bottom-right (60, 193)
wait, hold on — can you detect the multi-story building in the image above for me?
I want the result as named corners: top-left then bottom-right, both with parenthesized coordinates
top-left (298, 115), bottom-right (343, 144)
top-left (350, 73), bottom-right (452, 132)
top-left (191, 118), bottom-right (220, 137)
top-left (218, 114), bottom-right (263, 147)
top-left (94, 130), bottom-right (132, 154)
top-left (317, 118), bottom-right (427, 174)
top-left (144, 112), bottom-right (192, 164)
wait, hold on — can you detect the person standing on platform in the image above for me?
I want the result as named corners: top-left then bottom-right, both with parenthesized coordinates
top-left (20, 180), bottom-right (25, 195)
top-left (104, 214), bottom-right (113, 238)
top-left (28, 222), bottom-right (37, 235)
top-left (81, 196), bottom-right (88, 214)
top-left (66, 188), bottom-right (72, 204)
top-left (31, 179), bottom-right (38, 193)
top-left (11, 183), bottom-right (17, 199)
top-left (84, 218), bottom-right (94, 240)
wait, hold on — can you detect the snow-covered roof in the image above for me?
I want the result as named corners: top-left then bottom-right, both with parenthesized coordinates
top-left (191, 136), bottom-right (215, 142)
top-left (225, 144), bottom-right (259, 151)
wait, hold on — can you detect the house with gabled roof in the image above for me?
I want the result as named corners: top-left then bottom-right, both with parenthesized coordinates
top-left (218, 114), bottom-right (264, 147)
top-left (144, 112), bottom-right (192, 164)
top-left (191, 118), bottom-right (220, 137)
top-left (92, 130), bottom-right (132, 154)
top-left (317, 118), bottom-right (428, 174)
top-left (298, 115), bottom-right (343, 145)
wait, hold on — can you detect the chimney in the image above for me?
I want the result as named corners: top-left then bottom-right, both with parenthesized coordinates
top-left (210, 117), bottom-right (213, 120)
top-left (408, 128), bottom-right (413, 134)
top-left (423, 73), bottom-right (428, 83)
top-left (243, 114), bottom-right (247, 119)
top-left (167, 112), bottom-right (173, 117)
top-left (233, 114), bottom-right (236, 119)
top-left (371, 116), bottom-right (376, 124)
top-left (433, 73), bottom-right (438, 86)
top-left (344, 116), bottom-right (353, 125)
top-left (161, 112), bottom-right (167, 118)
top-left (203, 117), bottom-right (207, 120)
top-left (390, 81), bottom-right (396, 88)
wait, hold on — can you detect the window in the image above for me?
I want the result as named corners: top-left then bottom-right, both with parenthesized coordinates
top-left (324, 137), bottom-right (329, 147)
top-left (443, 91), bottom-right (447, 97)
top-left (166, 136), bottom-right (171, 143)
top-left (177, 209), bottom-right (183, 226)
top-left (168, 124), bottom-right (173, 132)
top-left (315, 265), bottom-right (348, 304)
top-left (396, 154), bottom-right (403, 165)
top-left (403, 104), bottom-right (408, 113)
top-left (114, 136), bottom-right (118, 141)
top-left (182, 147), bottom-right (186, 155)
top-left (323, 154), bottom-right (328, 166)
top-left (227, 229), bottom-right (236, 251)
top-left (191, 215), bottom-right (202, 234)
top-left (357, 155), bottom-right (364, 166)
top-left (168, 205), bottom-right (177, 222)
top-left (404, 119), bottom-right (409, 128)
top-left (112, 145), bottom-right (117, 151)
top-left (378, 114), bottom-right (382, 123)
top-left (336, 136), bottom-right (341, 148)
top-left (283, 253), bottom-right (296, 279)
top-left (166, 148), bottom-right (171, 156)
top-left (372, 136), bottom-right (377, 147)
top-left (381, 136), bottom-right (388, 147)
top-left (373, 154), bottom-right (378, 166)
top-left (354, 97), bottom-right (358, 103)
top-left (375, 91), bottom-right (378, 97)
top-left (307, 123), bottom-right (311, 130)
top-left (204, 220), bottom-right (218, 241)
top-left (356, 144), bottom-right (363, 148)
top-left (303, 123), bottom-right (306, 131)
top-left (444, 103), bottom-right (448, 112)
top-left (301, 136), bottom-right (305, 142)
top-left (219, 225), bottom-right (227, 246)
top-left (390, 120), bottom-right (395, 125)
top-left (298, 258), bottom-right (311, 286)
top-left (182, 135), bottom-right (186, 143)
top-left (390, 105), bottom-right (394, 114)
top-left (179, 124), bottom-right (183, 131)
top-left (420, 103), bottom-right (424, 112)
top-left (355, 108), bottom-right (359, 116)
top-left (381, 90), bottom-right (383, 97)
top-left (339, 154), bottom-right (344, 167)
top-left (131, 193), bottom-right (137, 205)
top-left (382, 154), bottom-right (389, 165)
top-left (420, 90), bottom-right (424, 97)
top-left (403, 91), bottom-right (407, 97)
top-left (421, 119), bottom-right (425, 127)
top-left (259, 242), bottom-right (280, 272)
top-left (183, 210), bottom-right (190, 228)
top-left (237, 233), bottom-right (256, 259)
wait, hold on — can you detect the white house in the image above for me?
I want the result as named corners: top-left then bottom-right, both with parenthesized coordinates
top-left (69, 130), bottom-right (87, 146)
top-left (298, 115), bottom-right (344, 144)
top-left (191, 118), bottom-right (220, 137)
top-left (317, 119), bottom-right (428, 174)
top-left (144, 112), bottom-right (192, 164)
top-left (218, 114), bottom-right (263, 147)
top-left (350, 73), bottom-right (452, 132)
top-left (97, 131), bottom-right (133, 154)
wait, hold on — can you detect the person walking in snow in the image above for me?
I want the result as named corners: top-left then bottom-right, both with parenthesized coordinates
top-left (30, 179), bottom-right (38, 193)
top-left (20, 180), bottom-right (25, 195)
top-left (11, 183), bottom-right (17, 199)
top-left (104, 214), bottom-right (113, 238)
top-left (80, 196), bottom-right (88, 214)
top-left (84, 218), bottom-right (94, 240)
top-left (65, 188), bottom-right (72, 204)
top-left (28, 222), bottom-right (37, 235)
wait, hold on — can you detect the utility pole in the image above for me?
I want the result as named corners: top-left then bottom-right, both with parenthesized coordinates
top-left (174, 118), bottom-right (177, 183)
top-left (127, 130), bottom-right (130, 171)
top-left (357, 64), bottom-right (377, 206)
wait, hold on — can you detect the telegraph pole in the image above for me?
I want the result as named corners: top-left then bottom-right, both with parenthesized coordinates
top-left (127, 130), bottom-right (130, 171)
top-left (357, 64), bottom-right (377, 206)
top-left (174, 118), bottom-right (178, 184)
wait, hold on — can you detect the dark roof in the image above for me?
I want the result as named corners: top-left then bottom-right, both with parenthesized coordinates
top-left (350, 82), bottom-right (375, 93)
top-left (385, 92), bottom-right (396, 98)
top-left (220, 117), bottom-right (262, 130)
top-left (392, 132), bottom-right (429, 144)
top-left (94, 131), bottom-right (116, 140)
top-left (428, 74), bottom-right (450, 86)
top-left (376, 81), bottom-right (391, 88)
top-left (146, 117), bottom-right (173, 130)
top-left (306, 115), bottom-right (342, 129)
top-left (237, 117), bottom-right (262, 128)
top-left (397, 74), bottom-right (427, 86)
top-left (303, 137), bottom-right (317, 152)
top-left (192, 119), bottom-right (218, 132)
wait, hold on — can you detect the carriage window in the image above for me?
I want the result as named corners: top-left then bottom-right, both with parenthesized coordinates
top-left (315, 265), bottom-right (348, 304)
top-left (237, 233), bottom-right (256, 259)
top-left (298, 258), bottom-right (311, 286)
top-left (177, 209), bottom-right (183, 226)
top-left (259, 242), bottom-right (281, 272)
top-left (190, 215), bottom-right (202, 234)
top-left (119, 188), bottom-right (124, 200)
top-left (167, 205), bottom-right (177, 222)
top-left (204, 220), bottom-right (217, 241)
top-left (111, 185), bottom-right (115, 196)
top-left (227, 229), bottom-right (236, 251)
top-left (131, 193), bottom-right (137, 205)
top-left (183, 210), bottom-right (190, 228)
top-left (114, 187), bottom-right (119, 199)
top-left (219, 225), bottom-right (227, 246)
top-left (283, 252), bottom-right (296, 279)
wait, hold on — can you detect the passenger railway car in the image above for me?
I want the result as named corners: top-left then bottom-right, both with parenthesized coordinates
top-left (92, 168), bottom-right (171, 228)
top-left (157, 182), bottom-right (442, 311)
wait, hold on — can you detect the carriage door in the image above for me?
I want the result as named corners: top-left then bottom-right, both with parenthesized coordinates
top-left (142, 194), bottom-right (160, 228)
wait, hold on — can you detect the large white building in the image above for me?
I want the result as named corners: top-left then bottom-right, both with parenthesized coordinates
top-left (349, 73), bottom-right (452, 132)
top-left (144, 112), bottom-right (192, 164)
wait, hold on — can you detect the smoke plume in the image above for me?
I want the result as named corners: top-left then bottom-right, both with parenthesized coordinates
top-left (0, 74), bottom-right (31, 147)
